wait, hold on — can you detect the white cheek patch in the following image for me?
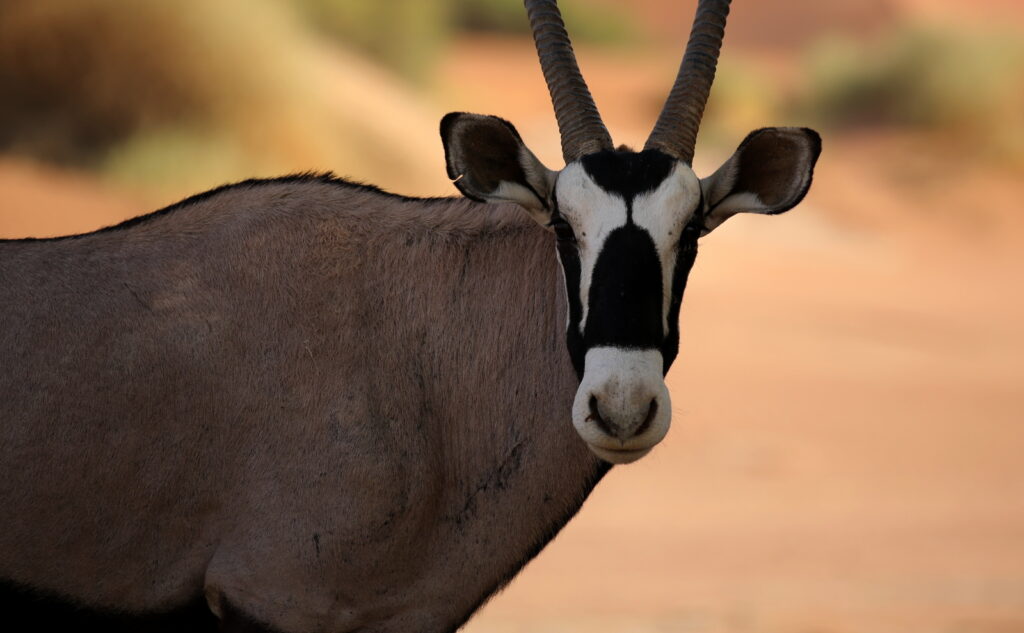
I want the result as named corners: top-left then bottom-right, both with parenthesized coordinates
top-left (557, 164), bottom-right (628, 334)
top-left (630, 165), bottom-right (702, 332)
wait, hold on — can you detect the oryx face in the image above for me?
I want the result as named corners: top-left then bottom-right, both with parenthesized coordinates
top-left (441, 0), bottom-right (821, 464)
top-left (552, 152), bottom-right (701, 463)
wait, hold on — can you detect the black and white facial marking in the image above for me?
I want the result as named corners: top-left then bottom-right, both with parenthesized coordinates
top-left (441, 113), bottom-right (821, 466)
top-left (552, 149), bottom-right (702, 464)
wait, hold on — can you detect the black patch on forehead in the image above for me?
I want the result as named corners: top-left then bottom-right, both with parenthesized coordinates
top-left (584, 225), bottom-right (664, 350)
top-left (580, 149), bottom-right (676, 201)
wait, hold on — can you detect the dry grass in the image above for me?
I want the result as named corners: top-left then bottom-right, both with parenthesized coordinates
top-left (801, 22), bottom-right (1024, 167)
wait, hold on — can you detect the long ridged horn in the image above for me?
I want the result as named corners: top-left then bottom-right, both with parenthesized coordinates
top-left (524, 0), bottom-right (613, 163)
top-left (645, 0), bottom-right (731, 164)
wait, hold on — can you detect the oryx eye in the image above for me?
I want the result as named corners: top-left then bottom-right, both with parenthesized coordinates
top-left (548, 217), bottom-right (577, 243)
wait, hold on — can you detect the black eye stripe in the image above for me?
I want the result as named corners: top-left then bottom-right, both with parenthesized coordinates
top-left (547, 217), bottom-right (576, 241)
top-left (555, 226), bottom-right (576, 243)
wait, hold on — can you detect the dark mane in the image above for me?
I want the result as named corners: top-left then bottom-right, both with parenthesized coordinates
top-left (1, 172), bottom-right (454, 244)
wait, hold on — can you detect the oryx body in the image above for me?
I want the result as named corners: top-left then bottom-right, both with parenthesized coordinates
top-left (0, 1), bottom-right (820, 631)
top-left (1, 179), bottom-right (600, 632)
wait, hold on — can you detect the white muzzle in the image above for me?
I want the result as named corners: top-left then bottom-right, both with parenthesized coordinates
top-left (571, 347), bottom-right (672, 464)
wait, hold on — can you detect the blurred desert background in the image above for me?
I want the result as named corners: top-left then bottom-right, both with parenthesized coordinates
top-left (1, 0), bottom-right (1022, 631)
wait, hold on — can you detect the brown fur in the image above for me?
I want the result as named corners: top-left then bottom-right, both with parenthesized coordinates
top-left (0, 178), bottom-right (604, 632)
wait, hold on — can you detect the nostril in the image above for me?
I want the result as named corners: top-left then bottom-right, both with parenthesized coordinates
top-left (587, 395), bottom-right (614, 437)
top-left (635, 398), bottom-right (658, 437)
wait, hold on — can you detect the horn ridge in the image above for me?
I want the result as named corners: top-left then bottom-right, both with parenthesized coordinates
top-left (645, 0), bottom-right (731, 165)
top-left (525, 0), bottom-right (613, 162)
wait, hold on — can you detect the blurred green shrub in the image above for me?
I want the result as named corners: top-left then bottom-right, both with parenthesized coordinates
top-left (451, 0), bottom-right (637, 44)
top-left (802, 23), bottom-right (1024, 163)
top-left (697, 60), bottom-right (786, 151)
top-left (291, 0), bottom-right (638, 81)
top-left (0, 0), bottom-right (313, 167)
top-left (293, 0), bottom-right (451, 82)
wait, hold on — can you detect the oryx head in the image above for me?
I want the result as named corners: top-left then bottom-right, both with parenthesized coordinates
top-left (440, 0), bottom-right (821, 464)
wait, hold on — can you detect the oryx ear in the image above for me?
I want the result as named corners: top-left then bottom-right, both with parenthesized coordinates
top-left (441, 112), bottom-right (557, 226)
top-left (699, 127), bottom-right (821, 235)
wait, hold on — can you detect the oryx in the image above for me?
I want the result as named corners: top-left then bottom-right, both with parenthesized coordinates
top-left (0, 0), bottom-right (819, 631)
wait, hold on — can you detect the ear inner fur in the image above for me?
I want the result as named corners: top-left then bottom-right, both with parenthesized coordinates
top-left (440, 113), bottom-right (554, 213)
top-left (732, 128), bottom-right (821, 210)
top-left (698, 127), bottom-right (822, 234)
